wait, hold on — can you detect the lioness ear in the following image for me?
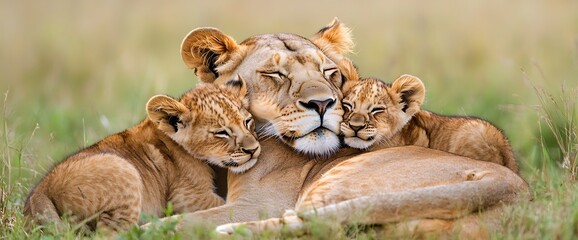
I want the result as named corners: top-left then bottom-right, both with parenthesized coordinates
top-left (146, 95), bottom-right (190, 134)
top-left (181, 27), bottom-right (239, 83)
top-left (390, 74), bottom-right (425, 116)
top-left (338, 58), bottom-right (360, 94)
top-left (225, 75), bottom-right (249, 105)
top-left (310, 18), bottom-right (354, 55)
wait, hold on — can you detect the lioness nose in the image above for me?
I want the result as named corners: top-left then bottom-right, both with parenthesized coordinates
top-left (299, 99), bottom-right (335, 116)
top-left (241, 146), bottom-right (259, 156)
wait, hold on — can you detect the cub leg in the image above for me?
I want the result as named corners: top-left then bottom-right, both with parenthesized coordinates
top-left (168, 181), bottom-right (225, 214)
top-left (48, 154), bottom-right (144, 232)
top-left (96, 202), bottom-right (141, 233)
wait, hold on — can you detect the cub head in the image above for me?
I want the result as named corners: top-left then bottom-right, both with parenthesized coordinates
top-left (180, 18), bottom-right (354, 157)
top-left (146, 78), bottom-right (260, 173)
top-left (341, 73), bottom-right (425, 150)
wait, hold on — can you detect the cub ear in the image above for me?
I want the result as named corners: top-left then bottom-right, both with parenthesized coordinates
top-left (390, 74), bottom-right (425, 116)
top-left (338, 58), bottom-right (360, 94)
top-left (146, 95), bottom-right (190, 134)
top-left (310, 18), bottom-right (354, 55)
top-left (181, 27), bottom-right (239, 83)
top-left (225, 75), bottom-right (249, 104)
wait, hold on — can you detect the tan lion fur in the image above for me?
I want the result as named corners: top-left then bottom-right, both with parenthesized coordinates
top-left (24, 82), bottom-right (260, 232)
top-left (340, 73), bottom-right (519, 173)
top-left (147, 19), bottom-right (530, 239)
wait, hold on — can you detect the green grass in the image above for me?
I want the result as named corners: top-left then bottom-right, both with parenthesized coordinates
top-left (1, 0), bottom-right (578, 239)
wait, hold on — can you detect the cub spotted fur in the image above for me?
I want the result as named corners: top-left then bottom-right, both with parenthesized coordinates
top-left (340, 72), bottom-right (519, 173)
top-left (24, 79), bottom-right (260, 232)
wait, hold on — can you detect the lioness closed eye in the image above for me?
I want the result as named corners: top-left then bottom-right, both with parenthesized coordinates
top-left (340, 70), bottom-right (519, 173)
top-left (24, 79), bottom-right (260, 232)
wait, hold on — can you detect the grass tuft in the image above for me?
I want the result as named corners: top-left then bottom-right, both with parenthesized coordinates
top-left (523, 68), bottom-right (578, 181)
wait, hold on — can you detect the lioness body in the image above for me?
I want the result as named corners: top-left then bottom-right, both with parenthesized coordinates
top-left (217, 146), bottom-right (525, 237)
top-left (341, 75), bottom-right (519, 173)
top-left (25, 83), bottom-right (260, 232)
top-left (151, 19), bottom-right (529, 238)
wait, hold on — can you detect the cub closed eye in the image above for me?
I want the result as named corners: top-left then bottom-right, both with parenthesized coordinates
top-left (214, 130), bottom-right (231, 138)
top-left (342, 102), bottom-right (353, 111)
top-left (371, 107), bottom-right (386, 114)
top-left (245, 118), bottom-right (254, 129)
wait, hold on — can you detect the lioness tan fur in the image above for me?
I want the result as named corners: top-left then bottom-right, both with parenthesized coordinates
top-left (340, 73), bottom-right (519, 173)
top-left (148, 19), bottom-right (530, 238)
top-left (24, 81), bottom-right (260, 232)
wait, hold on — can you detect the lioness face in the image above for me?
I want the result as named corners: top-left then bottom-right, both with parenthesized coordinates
top-left (180, 19), bottom-right (354, 157)
top-left (147, 81), bottom-right (261, 173)
top-left (341, 76), bottom-right (425, 149)
top-left (232, 36), bottom-right (344, 156)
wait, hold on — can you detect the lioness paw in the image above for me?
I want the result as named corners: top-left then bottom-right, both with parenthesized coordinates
top-left (281, 210), bottom-right (304, 230)
top-left (216, 223), bottom-right (252, 236)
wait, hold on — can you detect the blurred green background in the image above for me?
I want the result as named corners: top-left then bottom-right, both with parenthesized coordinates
top-left (1, 0), bottom-right (577, 186)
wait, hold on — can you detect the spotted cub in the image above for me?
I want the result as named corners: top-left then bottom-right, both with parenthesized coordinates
top-left (340, 69), bottom-right (518, 173)
top-left (24, 79), bottom-right (260, 232)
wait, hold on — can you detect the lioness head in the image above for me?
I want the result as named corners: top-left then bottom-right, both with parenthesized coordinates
top-left (180, 19), bottom-right (354, 156)
top-left (341, 72), bottom-right (425, 149)
top-left (146, 79), bottom-right (260, 173)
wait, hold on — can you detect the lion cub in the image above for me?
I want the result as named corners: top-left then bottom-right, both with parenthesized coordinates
top-left (24, 79), bottom-right (261, 232)
top-left (340, 69), bottom-right (518, 173)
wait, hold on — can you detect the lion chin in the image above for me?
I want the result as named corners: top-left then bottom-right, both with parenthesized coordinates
top-left (290, 128), bottom-right (340, 157)
top-left (228, 158), bottom-right (258, 174)
top-left (343, 136), bottom-right (375, 150)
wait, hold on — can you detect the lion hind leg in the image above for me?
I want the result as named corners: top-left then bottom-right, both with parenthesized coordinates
top-left (24, 190), bottom-right (62, 227)
top-left (216, 171), bottom-right (528, 236)
top-left (95, 202), bottom-right (142, 234)
top-left (303, 175), bottom-right (527, 225)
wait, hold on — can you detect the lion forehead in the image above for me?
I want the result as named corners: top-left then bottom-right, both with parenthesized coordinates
top-left (347, 79), bottom-right (390, 106)
top-left (222, 34), bottom-right (331, 78)
top-left (241, 33), bottom-right (316, 51)
top-left (182, 88), bottom-right (247, 125)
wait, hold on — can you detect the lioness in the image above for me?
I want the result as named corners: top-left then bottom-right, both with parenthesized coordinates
top-left (340, 73), bottom-right (519, 173)
top-left (24, 80), bottom-right (260, 232)
top-left (153, 19), bottom-right (529, 238)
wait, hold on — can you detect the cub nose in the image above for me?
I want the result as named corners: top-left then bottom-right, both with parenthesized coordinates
top-left (299, 98), bottom-right (335, 116)
top-left (349, 113), bottom-right (366, 132)
top-left (241, 146), bottom-right (259, 156)
top-left (349, 123), bottom-right (365, 132)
